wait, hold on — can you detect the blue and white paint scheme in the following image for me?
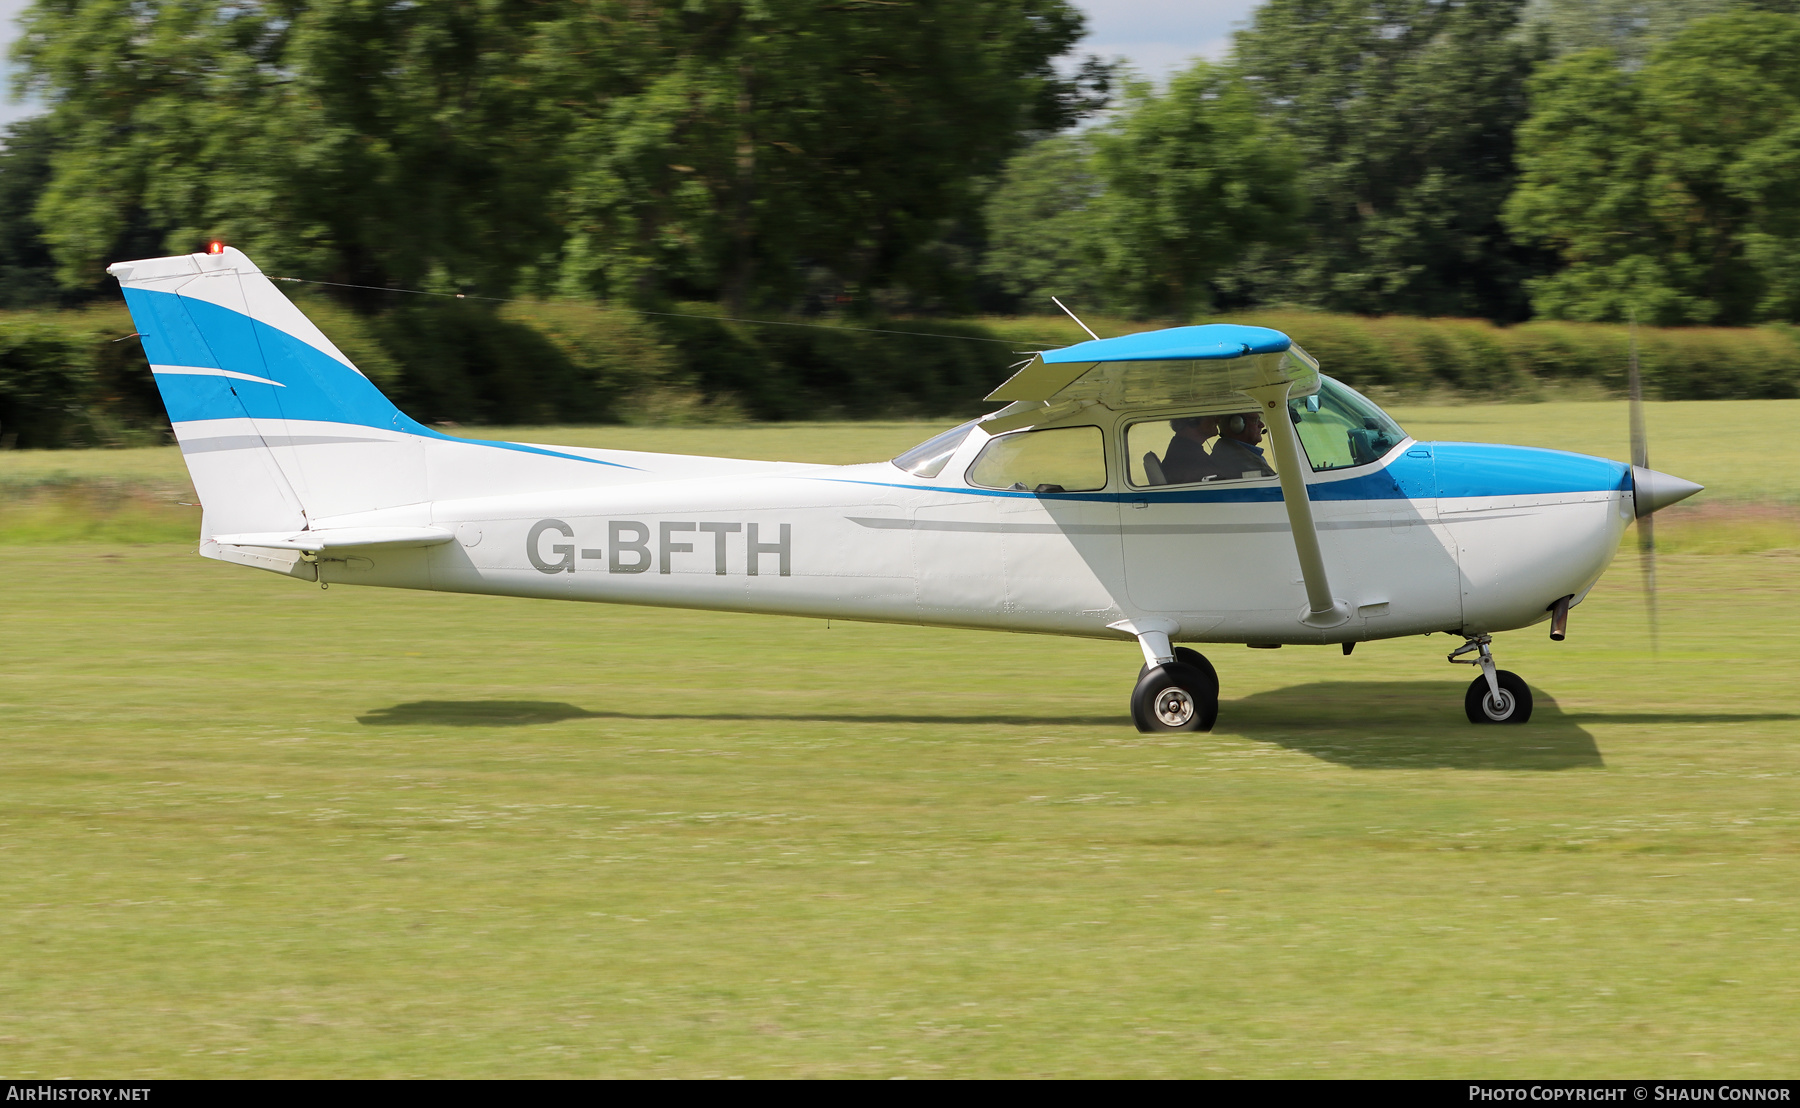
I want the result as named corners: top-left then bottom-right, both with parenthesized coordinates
top-left (111, 246), bottom-right (1702, 731)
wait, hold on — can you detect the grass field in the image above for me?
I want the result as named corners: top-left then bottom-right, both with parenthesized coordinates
top-left (3, 408), bottom-right (1799, 1077)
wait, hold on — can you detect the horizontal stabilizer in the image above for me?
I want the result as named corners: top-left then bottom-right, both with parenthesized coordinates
top-left (212, 526), bottom-right (455, 551)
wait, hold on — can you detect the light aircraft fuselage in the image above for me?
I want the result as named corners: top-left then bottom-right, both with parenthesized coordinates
top-left (110, 246), bottom-right (1701, 731)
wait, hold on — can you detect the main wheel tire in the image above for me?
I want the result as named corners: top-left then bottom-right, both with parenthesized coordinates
top-left (1131, 661), bottom-right (1219, 733)
top-left (1464, 670), bottom-right (1533, 724)
top-left (1139, 647), bottom-right (1218, 694)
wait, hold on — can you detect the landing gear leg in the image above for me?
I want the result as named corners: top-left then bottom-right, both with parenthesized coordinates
top-left (1449, 634), bottom-right (1534, 724)
top-left (1127, 629), bottom-right (1219, 733)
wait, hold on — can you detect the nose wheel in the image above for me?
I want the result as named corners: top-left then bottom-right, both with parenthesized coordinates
top-left (1449, 635), bottom-right (1534, 724)
top-left (1464, 670), bottom-right (1532, 723)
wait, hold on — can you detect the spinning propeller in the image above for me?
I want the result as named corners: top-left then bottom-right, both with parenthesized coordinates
top-left (1626, 318), bottom-right (1706, 652)
top-left (1628, 320), bottom-right (1658, 649)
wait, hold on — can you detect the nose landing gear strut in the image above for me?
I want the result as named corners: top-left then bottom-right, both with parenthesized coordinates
top-left (1449, 634), bottom-right (1534, 724)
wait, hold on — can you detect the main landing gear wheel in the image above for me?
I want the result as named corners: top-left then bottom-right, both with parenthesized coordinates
top-left (1464, 670), bottom-right (1533, 724)
top-left (1131, 660), bottom-right (1220, 733)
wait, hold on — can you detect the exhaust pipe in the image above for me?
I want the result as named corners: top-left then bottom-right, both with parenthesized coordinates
top-left (1548, 594), bottom-right (1572, 641)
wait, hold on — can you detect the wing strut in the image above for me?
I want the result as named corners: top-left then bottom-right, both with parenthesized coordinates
top-left (1242, 382), bottom-right (1351, 629)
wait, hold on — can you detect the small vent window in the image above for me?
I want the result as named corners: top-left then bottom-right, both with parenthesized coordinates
top-left (892, 420), bottom-right (977, 478)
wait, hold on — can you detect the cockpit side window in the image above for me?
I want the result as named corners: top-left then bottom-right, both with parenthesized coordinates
top-left (1124, 411), bottom-right (1278, 488)
top-left (1288, 376), bottom-right (1405, 471)
top-left (892, 420), bottom-right (977, 478)
top-left (967, 426), bottom-right (1106, 493)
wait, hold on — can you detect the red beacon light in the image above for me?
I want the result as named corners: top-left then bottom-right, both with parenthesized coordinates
top-left (207, 240), bottom-right (224, 255)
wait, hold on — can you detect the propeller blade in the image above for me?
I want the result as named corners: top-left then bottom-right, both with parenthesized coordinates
top-left (1627, 316), bottom-right (1658, 651)
top-left (1638, 499), bottom-right (1659, 652)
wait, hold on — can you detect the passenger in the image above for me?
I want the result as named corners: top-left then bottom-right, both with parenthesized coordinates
top-left (1161, 416), bottom-right (1218, 484)
top-left (1208, 411), bottom-right (1276, 478)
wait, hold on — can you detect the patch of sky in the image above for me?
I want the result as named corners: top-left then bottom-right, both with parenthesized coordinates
top-left (1073, 0), bottom-right (1266, 84)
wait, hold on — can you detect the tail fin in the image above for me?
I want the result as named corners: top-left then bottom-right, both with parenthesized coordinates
top-left (114, 247), bottom-right (645, 574)
top-left (110, 247), bottom-right (431, 539)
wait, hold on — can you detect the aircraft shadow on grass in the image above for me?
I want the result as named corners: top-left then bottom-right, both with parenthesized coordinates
top-left (1222, 681), bottom-right (1603, 771)
top-left (356, 687), bottom-right (1797, 772)
top-left (355, 700), bottom-right (1121, 729)
top-left (1228, 685), bottom-right (1800, 770)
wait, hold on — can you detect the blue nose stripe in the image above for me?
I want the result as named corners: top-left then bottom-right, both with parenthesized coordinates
top-left (1432, 442), bottom-right (1631, 498)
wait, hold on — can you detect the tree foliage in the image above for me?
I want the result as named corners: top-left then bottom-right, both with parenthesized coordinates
top-left (1522, 0), bottom-right (1800, 63)
top-left (1233, 0), bottom-right (1548, 321)
top-left (980, 133), bottom-right (1108, 311)
top-left (11, 0), bottom-right (1800, 341)
top-left (1523, 0), bottom-right (1735, 63)
top-left (0, 117), bottom-right (61, 309)
top-left (1505, 11), bottom-right (1800, 323)
top-left (982, 63), bottom-right (1301, 318)
top-left (10, 0), bottom-right (1100, 308)
top-left (1088, 66), bottom-right (1303, 317)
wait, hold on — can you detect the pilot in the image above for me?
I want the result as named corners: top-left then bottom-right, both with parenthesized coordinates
top-left (1208, 411), bottom-right (1276, 478)
top-left (1161, 416), bottom-right (1218, 484)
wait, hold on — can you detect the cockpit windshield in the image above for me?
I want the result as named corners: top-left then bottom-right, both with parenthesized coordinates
top-left (892, 420), bottom-right (977, 478)
top-left (1288, 377), bottom-right (1405, 471)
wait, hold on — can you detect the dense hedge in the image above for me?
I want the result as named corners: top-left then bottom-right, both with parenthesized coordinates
top-left (0, 305), bottom-right (167, 448)
top-left (1234, 312), bottom-right (1800, 400)
top-left (653, 313), bottom-right (1021, 421)
top-left (3, 302), bottom-right (1797, 449)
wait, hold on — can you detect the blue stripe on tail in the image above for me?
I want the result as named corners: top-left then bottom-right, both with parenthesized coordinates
top-left (127, 288), bottom-right (414, 428)
top-left (125, 288), bottom-right (634, 469)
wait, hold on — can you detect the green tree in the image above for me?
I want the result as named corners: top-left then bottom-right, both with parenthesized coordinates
top-left (1524, 0), bottom-right (1735, 63)
top-left (13, 0), bottom-right (575, 298)
top-left (546, 0), bottom-right (1099, 311)
top-left (1233, 0), bottom-right (1549, 320)
top-left (1522, 0), bottom-right (1800, 63)
top-left (0, 117), bottom-right (61, 307)
top-left (1088, 65), bottom-right (1302, 317)
top-left (1505, 11), bottom-right (1800, 323)
top-left (980, 133), bottom-right (1109, 311)
top-left (11, 0), bottom-right (1097, 309)
top-left (981, 62), bottom-right (1301, 318)
top-left (0, 114), bottom-right (167, 307)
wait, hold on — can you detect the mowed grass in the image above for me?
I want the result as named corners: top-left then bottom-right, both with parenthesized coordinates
top-left (3, 409), bottom-right (1800, 1076)
top-left (4, 546), bottom-right (1800, 1077)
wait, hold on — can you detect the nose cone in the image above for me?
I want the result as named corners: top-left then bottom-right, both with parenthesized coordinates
top-left (1632, 466), bottom-right (1704, 518)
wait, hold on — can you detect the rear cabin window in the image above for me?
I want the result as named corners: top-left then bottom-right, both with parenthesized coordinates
top-left (967, 426), bottom-right (1106, 493)
top-left (1125, 412), bottom-right (1277, 487)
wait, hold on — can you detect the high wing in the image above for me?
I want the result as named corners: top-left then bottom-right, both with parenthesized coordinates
top-left (986, 323), bottom-right (1320, 408)
top-left (987, 324), bottom-right (1346, 625)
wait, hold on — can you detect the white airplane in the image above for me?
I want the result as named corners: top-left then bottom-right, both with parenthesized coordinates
top-left (110, 245), bottom-right (1702, 732)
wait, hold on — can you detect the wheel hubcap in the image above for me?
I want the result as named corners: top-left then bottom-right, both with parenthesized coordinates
top-left (1154, 687), bottom-right (1196, 727)
top-left (1483, 689), bottom-right (1515, 721)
